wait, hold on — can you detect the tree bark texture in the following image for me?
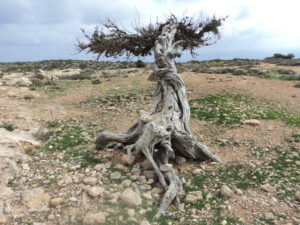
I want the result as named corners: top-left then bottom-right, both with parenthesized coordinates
top-left (95, 21), bottom-right (220, 218)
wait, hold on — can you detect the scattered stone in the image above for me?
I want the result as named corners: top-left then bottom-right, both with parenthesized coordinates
top-left (295, 191), bottom-right (300, 202)
top-left (142, 192), bottom-right (152, 200)
top-left (6, 77), bottom-right (33, 87)
top-left (127, 208), bottom-right (135, 217)
top-left (143, 170), bottom-right (156, 179)
top-left (21, 188), bottom-right (50, 212)
top-left (243, 119), bottom-right (261, 126)
top-left (131, 167), bottom-right (141, 176)
top-left (120, 188), bottom-right (142, 206)
top-left (234, 188), bottom-right (243, 195)
top-left (221, 220), bottom-right (227, 225)
top-left (122, 179), bottom-right (132, 187)
top-left (175, 156), bottom-right (186, 164)
top-left (220, 185), bottom-right (234, 198)
top-left (83, 177), bottom-right (98, 185)
top-left (192, 168), bottom-right (202, 175)
top-left (50, 197), bottom-right (64, 207)
top-left (140, 220), bottom-right (151, 225)
top-left (141, 159), bottom-right (152, 170)
top-left (151, 187), bottom-right (164, 194)
top-left (94, 164), bottom-right (106, 171)
top-left (260, 184), bottom-right (276, 193)
top-left (146, 178), bottom-right (155, 185)
top-left (264, 212), bottom-right (275, 220)
top-left (86, 186), bottom-right (105, 198)
top-left (110, 171), bottom-right (121, 180)
top-left (184, 191), bottom-right (202, 203)
top-left (184, 194), bottom-right (199, 203)
top-left (48, 214), bottom-right (55, 220)
top-left (83, 212), bottom-right (106, 224)
top-left (103, 191), bottom-right (114, 200)
top-left (122, 154), bottom-right (136, 165)
top-left (115, 164), bottom-right (129, 172)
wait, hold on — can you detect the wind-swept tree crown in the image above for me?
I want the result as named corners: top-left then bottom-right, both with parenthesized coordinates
top-left (77, 15), bottom-right (226, 59)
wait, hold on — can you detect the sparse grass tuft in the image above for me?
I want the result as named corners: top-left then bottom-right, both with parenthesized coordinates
top-left (190, 93), bottom-right (300, 126)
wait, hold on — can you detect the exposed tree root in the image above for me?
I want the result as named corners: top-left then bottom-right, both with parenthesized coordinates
top-left (94, 19), bottom-right (221, 218)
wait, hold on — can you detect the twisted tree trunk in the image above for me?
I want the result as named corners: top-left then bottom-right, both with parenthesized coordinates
top-left (95, 21), bottom-right (220, 218)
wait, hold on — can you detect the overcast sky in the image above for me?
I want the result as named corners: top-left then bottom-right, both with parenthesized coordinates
top-left (1, 0), bottom-right (299, 62)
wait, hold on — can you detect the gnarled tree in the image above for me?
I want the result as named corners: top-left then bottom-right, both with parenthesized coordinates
top-left (78, 15), bottom-right (225, 218)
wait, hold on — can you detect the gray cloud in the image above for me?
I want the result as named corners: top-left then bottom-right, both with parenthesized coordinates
top-left (0, 0), bottom-right (299, 62)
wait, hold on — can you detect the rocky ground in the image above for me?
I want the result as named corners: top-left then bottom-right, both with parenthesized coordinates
top-left (0, 60), bottom-right (299, 225)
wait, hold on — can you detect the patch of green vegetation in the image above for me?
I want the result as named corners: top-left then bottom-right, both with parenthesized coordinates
top-left (190, 93), bottom-right (300, 126)
top-left (278, 75), bottom-right (300, 81)
top-left (45, 120), bottom-right (87, 151)
top-left (63, 148), bottom-right (101, 168)
top-left (190, 143), bottom-right (299, 201)
top-left (198, 208), bottom-right (244, 225)
top-left (0, 123), bottom-right (15, 132)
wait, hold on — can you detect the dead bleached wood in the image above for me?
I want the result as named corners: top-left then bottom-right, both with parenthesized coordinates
top-left (95, 19), bottom-right (220, 218)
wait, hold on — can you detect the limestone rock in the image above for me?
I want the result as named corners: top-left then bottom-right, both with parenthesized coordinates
top-left (120, 188), bottom-right (142, 206)
top-left (110, 171), bottom-right (121, 180)
top-left (83, 212), bottom-right (106, 224)
top-left (83, 177), bottom-right (98, 186)
top-left (6, 77), bottom-right (33, 87)
top-left (86, 186), bottom-right (105, 198)
top-left (184, 191), bottom-right (202, 203)
top-left (141, 159), bottom-right (152, 170)
top-left (143, 170), bottom-right (156, 179)
top-left (260, 184), bottom-right (276, 193)
top-left (21, 188), bottom-right (50, 212)
top-left (122, 154), bottom-right (136, 165)
top-left (175, 156), bottom-right (186, 164)
top-left (243, 119), bottom-right (261, 126)
top-left (192, 168), bottom-right (202, 175)
top-left (220, 185), bottom-right (234, 198)
top-left (50, 197), bottom-right (64, 206)
top-left (140, 220), bottom-right (151, 225)
top-left (127, 208), bottom-right (135, 217)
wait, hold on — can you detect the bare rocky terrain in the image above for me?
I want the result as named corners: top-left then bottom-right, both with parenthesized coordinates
top-left (0, 59), bottom-right (299, 225)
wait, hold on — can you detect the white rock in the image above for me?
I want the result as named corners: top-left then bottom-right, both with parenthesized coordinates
top-left (127, 209), bottom-right (135, 217)
top-left (83, 177), bottom-right (98, 185)
top-left (243, 119), bottom-right (261, 126)
top-left (110, 171), bottom-right (121, 180)
top-left (220, 185), bottom-right (234, 198)
top-left (83, 212), bottom-right (106, 224)
top-left (122, 179), bottom-right (132, 187)
top-left (260, 184), bottom-right (276, 193)
top-left (86, 186), bottom-right (105, 198)
top-left (122, 154), bottom-right (136, 165)
top-left (21, 188), bottom-right (50, 212)
top-left (142, 192), bottom-right (152, 200)
top-left (6, 77), bottom-right (32, 87)
top-left (120, 188), bottom-right (142, 206)
top-left (94, 164), bottom-right (106, 171)
top-left (264, 212), bottom-right (274, 220)
top-left (192, 168), bottom-right (202, 175)
top-left (50, 197), bottom-right (64, 206)
top-left (140, 220), bottom-right (151, 225)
